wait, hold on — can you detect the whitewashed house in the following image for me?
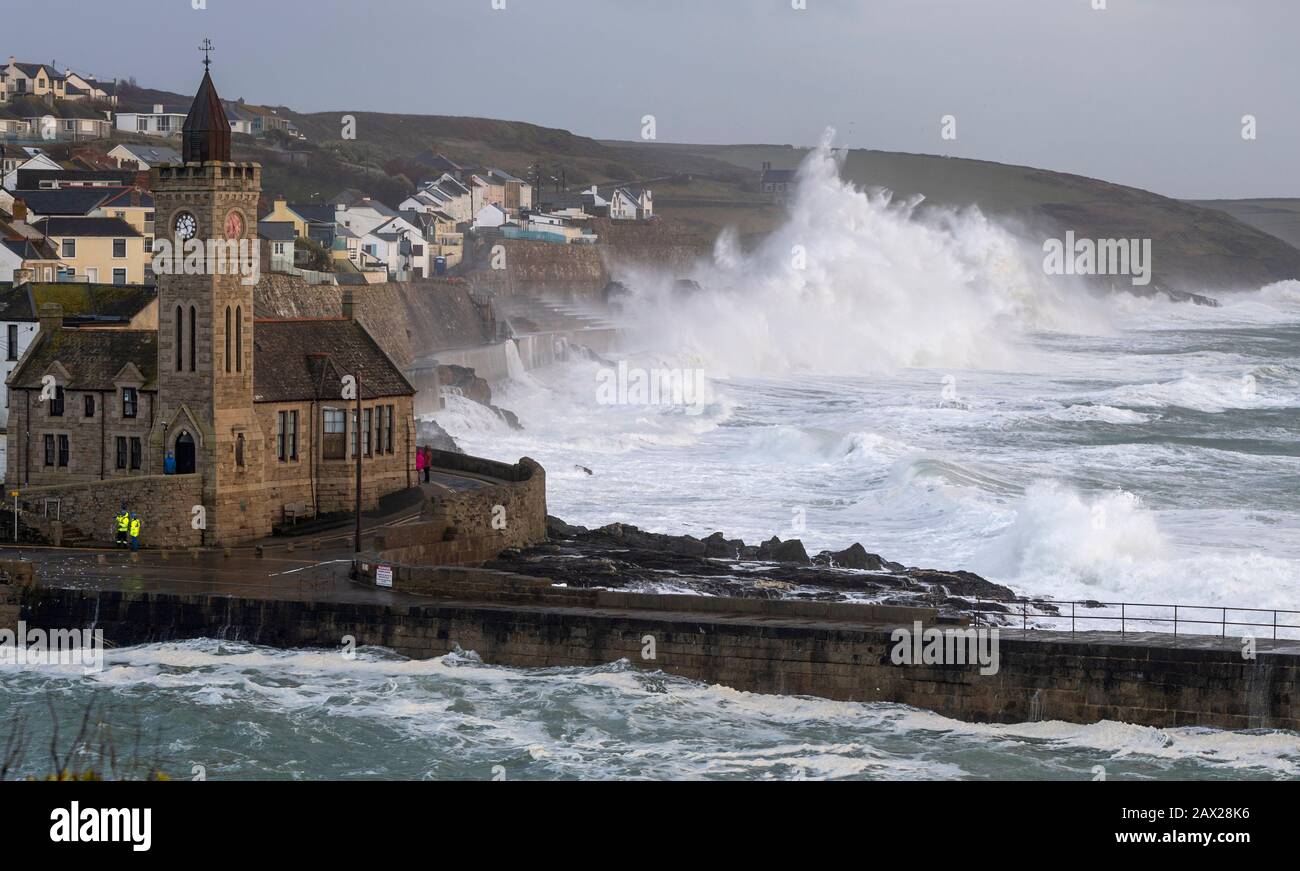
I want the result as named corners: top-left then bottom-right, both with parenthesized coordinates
top-left (609, 186), bottom-right (653, 221)
top-left (114, 104), bottom-right (188, 137)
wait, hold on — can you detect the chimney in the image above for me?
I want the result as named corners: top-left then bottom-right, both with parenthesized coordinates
top-left (341, 289), bottom-right (356, 321)
top-left (12, 197), bottom-right (27, 222)
top-left (38, 302), bottom-right (63, 333)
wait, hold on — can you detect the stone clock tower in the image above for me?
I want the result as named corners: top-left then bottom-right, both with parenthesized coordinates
top-left (150, 58), bottom-right (268, 543)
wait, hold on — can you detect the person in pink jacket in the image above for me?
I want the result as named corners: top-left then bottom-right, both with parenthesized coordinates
top-left (416, 445), bottom-right (430, 483)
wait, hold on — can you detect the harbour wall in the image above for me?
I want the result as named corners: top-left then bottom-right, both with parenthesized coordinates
top-left (7, 566), bottom-right (1296, 731)
top-left (365, 452), bottom-right (547, 567)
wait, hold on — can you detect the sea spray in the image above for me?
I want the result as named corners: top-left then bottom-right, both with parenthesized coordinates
top-left (614, 131), bottom-right (1103, 376)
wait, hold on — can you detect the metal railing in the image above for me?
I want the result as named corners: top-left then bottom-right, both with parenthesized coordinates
top-left (968, 596), bottom-right (1300, 640)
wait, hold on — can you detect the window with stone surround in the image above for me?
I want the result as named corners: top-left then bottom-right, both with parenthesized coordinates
top-left (84, 394), bottom-right (95, 417)
top-left (121, 387), bottom-right (137, 418)
top-left (130, 437), bottom-right (142, 470)
top-left (49, 386), bottom-right (64, 417)
top-left (44, 434), bottom-right (54, 466)
top-left (322, 408), bottom-right (345, 459)
top-left (115, 436), bottom-right (126, 470)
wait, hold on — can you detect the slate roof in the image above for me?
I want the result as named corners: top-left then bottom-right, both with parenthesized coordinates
top-left (0, 237), bottom-right (58, 263)
top-left (9, 187), bottom-right (117, 217)
top-left (10, 63), bottom-right (65, 81)
top-left (287, 203), bottom-right (337, 225)
top-left (113, 144), bottom-right (182, 165)
top-left (252, 317), bottom-right (414, 403)
top-left (257, 221), bottom-right (297, 241)
top-left (32, 216), bottom-right (142, 237)
top-left (0, 283), bottom-right (156, 322)
top-left (99, 188), bottom-right (154, 209)
top-left (8, 327), bottom-right (157, 391)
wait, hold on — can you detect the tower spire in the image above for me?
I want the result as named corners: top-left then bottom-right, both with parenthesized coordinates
top-left (182, 42), bottom-right (231, 163)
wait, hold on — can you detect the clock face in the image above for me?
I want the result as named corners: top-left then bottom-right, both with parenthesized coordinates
top-left (224, 211), bottom-right (245, 240)
top-left (173, 212), bottom-right (198, 241)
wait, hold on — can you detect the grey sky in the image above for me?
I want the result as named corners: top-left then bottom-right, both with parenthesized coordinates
top-left (12, 0), bottom-right (1298, 199)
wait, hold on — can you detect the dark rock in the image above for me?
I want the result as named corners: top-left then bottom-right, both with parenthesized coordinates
top-left (415, 418), bottom-right (462, 454)
top-left (703, 531), bottom-right (745, 558)
top-left (574, 465), bottom-right (593, 476)
top-left (547, 515), bottom-right (588, 539)
top-left (757, 536), bottom-right (810, 565)
top-left (812, 542), bottom-right (901, 571)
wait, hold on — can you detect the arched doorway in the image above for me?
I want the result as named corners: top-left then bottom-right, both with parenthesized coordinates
top-left (175, 431), bottom-right (196, 474)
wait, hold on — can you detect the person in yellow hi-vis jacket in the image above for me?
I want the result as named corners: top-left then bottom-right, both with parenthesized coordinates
top-left (128, 513), bottom-right (141, 552)
top-left (115, 502), bottom-right (130, 547)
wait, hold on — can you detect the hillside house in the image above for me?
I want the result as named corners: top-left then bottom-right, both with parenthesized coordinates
top-left (114, 103), bottom-right (188, 137)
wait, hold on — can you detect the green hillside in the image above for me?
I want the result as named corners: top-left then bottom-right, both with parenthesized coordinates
top-left (111, 83), bottom-right (1300, 293)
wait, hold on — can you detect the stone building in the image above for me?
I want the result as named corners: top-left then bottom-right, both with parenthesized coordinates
top-left (4, 63), bottom-right (416, 546)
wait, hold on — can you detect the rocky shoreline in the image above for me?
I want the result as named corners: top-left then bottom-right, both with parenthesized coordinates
top-left (485, 516), bottom-right (1023, 619)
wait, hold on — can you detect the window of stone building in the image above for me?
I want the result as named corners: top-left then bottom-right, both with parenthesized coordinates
top-left (115, 436), bottom-right (126, 470)
top-left (121, 387), bottom-right (137, 418)
top-left (130, 437), bottom-right (142, 470)
top-left (275, 410), bottom-right (300, 462)
top-left (385, 404), bottom-right (394, 453)
top-left (57, 434), bottom-right (68, 468)
top-left (49, 386), bottom-right (64, 417)
top-left (234, 306), bottom-right (242, 372)
top-left (6, 324), bottom-right (16, 361)
top-left (235, 433), bottom-right (246, 468)
top-left (174, 305), bottom-right (183, 371)
top-left (322, 408), bottom-right (345, 459)
top-left (44, 434), bottom-right (54, 466)
top-left (84, 394), bottom-right (95, 417)
top-left (363, 407), bottom-right (373, 456)
top-left (224, 307), bottom-right (231, 373)
top-left (189, 306), bottom-right (197, 372)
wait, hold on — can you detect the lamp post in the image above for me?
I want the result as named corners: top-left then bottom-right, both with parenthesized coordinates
top-left (354, 367), bottom-right (363, 553)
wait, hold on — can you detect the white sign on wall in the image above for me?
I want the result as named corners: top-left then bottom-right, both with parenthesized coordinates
top-left (376, 564), bottom-right (393, 588)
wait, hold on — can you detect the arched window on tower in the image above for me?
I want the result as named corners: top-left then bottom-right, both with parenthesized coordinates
top-left (174, 305), bottom-right (183, 371)
top-left (189, 305), bottom-right (197, 372)
top-left (235, 306), bottom-right (242, 372)
top-left (224, 306), bottom-right (232, 373)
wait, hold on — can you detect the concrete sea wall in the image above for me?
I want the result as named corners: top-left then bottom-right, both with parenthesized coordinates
top-left (8, 571), bottom-right (1297, 731)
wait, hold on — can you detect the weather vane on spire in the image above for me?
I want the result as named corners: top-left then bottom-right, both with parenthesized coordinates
top-left (200, 38), bottom-right (214, 71)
